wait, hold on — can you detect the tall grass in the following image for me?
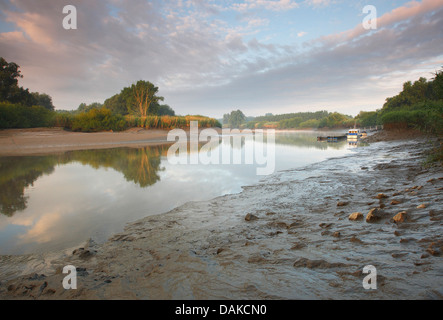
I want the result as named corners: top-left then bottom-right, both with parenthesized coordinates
top-left (125, 115), bottom-right (221, 129)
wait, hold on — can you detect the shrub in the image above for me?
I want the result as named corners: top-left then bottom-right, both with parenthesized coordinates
top-left (70, 108), bottom-right (127, 132)
top-left (0, 102), bottom-right (55, 129)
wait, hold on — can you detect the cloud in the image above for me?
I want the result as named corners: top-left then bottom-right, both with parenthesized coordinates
top-left (231, 0), bottom-right (299, 12)
top-left (305, 0), bottom-right (332, 8)
top-left (0, 0), bottom-right (442, 117)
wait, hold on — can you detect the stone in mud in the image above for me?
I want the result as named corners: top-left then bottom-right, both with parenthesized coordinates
top-left (375, 193), bottom-right (388, 199)
top-left (337, 201), bottom-right (349, 207)
top-left (290, 243), bottom-right (306, 250)
top-left (72, 247), bottom-right (93, 259)
top-left (392, 211), bottom-right (407, 223)
top-left (391, 200), bottom-right (401, 205)
top-left (366, 208), bottom-right (383, 223)
top-left (348, 212), bottom-right (363, 221)
top-left (350, 236), bottom-right (364, 244)
top-left (332, 231), bottom-right (341, 238)
top-left (244, 213), bottom-right (258, 221)
top-left (417, 203), bottom-right (427, 209)
top-left (293, 257), bottom-right (347, 269)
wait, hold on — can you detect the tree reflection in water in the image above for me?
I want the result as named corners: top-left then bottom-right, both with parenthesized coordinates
top-left (0, 145), bottom-right (171, 216)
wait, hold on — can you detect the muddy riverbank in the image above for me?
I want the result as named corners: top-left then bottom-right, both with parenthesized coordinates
top-left (0, 131), bottom-right (442, 299)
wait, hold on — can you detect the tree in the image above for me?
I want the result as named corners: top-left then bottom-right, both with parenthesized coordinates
top-left (77, 102), bottom-right (103, 113)
top-left (1, 57), bottom-right (55, 108)
top-left (431, 67), bottom-right (443, 100)
top-left (129, 80), bottom-right (164, 117)
top-left (226, 110), bottom-right (246, 128)
top-left (157, 104), bottom-right (175, 116)
top-left (103, 94), bottom-right (129, 115)
top-left (0, 57), bottom-right (23, 102)
top-left (32, 92), bottom-right (54, 111)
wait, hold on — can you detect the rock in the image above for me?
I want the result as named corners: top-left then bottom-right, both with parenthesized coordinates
top-left (417, 203), bottom-right (427, 209)
top-left (72, 248), bottom-right (92, 259)
top-left (293, 257), bottom-right (347, 269)
top-left (366, 208), bottom-right (383, 223)
top-left (375, 193), bottom-right (388, 199)
top-left (332, 231), bottom-right (341, 238)
top-left (350, 235), bottom-right (364, 244)
top-left (348, 212), bottom-right (363, 221)
top-left (392, 211), bottom-right (407, 223)
top-left (244, 213), bottom-right (258, 221)
top-left (391, 200), bottom-right (401, 205)
top-left (290, 243), bottom-right (306, 250)
top-left (216, 248), bottom-right (224, 255)
top-left (337, 201), bottom-right (349, 207)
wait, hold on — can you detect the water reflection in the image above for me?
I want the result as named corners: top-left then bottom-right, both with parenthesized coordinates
top-left (0, 145), bottom-right (170, 217)
top-left (0, 130), bottom-right (356, 254)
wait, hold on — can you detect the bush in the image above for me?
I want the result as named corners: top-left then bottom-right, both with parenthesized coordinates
top-left (70, 108), bottom-right (127, 132)
top-left (380, 101), bottom-right (443, 134)
top-left (0, 102), bottom-right (55, 129)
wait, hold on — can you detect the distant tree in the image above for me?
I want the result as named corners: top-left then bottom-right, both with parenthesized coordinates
top-left (223, 113), bottom-right (230, 125)
top-left (355, 111), bottom-right (378, 127)
top-left (157, 104), bottom-right (175, 116)
top-left (103, 93), bottom-right (129, 115)
top-left (77, 102), bottom-right (103, 113)
top-left (32, 92), bottom-right (54, 111)
top-left (227, 109), bottom-right (246, 128)
top-left (129, 80), bottom-right (164, 117)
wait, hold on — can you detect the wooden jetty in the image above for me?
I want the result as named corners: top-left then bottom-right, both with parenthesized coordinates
top-left (317, 135), bottom-right (347, 142)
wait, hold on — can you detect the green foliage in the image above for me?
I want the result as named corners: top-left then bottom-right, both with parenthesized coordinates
top-left (355, 111), bottom-right (378, 127)
top-left (318, 112), bottom-right (352, 128)
top-left (31, 92), bottom-right (55, 111)
top-left (0, 102), bottom-right (55, 129)
top-left (279, 117), bottom-right (303, 129)
top-left (298, 118), bottom-right (320, 128)
top-left (70, 108), bottom-right (127, 132)
top-left (157, 104), bottom-right (175, 116)
top-left (255, 110), bottom-right (329, 123)
top-left (1, 57), bottom-right (54, 109)
top-left (223, 110), bottom-right (246, 128)
top-left (380, 100), bottom-right (443, 134)
top-left (76, 102), bottom-right (103, 113)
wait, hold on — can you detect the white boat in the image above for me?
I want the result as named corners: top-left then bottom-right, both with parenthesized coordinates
top-left (347, 128), bottom-right (361, 139)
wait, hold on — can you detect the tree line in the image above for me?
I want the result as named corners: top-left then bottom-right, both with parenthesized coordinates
top-left (223, 67), bottom-right (442, 134)
top-left (0, 57), bottom-right (220, 131)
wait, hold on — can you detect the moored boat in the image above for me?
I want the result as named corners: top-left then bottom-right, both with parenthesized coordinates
top-left (347, 128), bottom-right (361, 139)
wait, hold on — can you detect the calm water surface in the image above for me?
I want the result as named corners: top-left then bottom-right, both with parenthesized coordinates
top-left (0, 130), bottom-right (365, 254)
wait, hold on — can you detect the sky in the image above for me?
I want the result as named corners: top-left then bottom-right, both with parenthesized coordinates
top-left (1, 0), bottom-right (442, 118)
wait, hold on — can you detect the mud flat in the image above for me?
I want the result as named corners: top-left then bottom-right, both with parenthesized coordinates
top-left (0, 132), bottom-right (442, 299)
top-left (0, 127), bottom-right (175, 156)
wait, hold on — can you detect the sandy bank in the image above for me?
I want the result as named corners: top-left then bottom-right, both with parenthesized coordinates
top-left (0, 127), bottom-right (189, 156)
top-left (0, 132), bottom-right (442, 300)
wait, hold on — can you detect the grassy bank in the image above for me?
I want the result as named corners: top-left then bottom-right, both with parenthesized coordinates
top-left (0, 103), bottom-right (221, 132)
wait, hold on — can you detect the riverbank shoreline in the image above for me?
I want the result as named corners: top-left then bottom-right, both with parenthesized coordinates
top-left (0, 127), bottom-right (178, 156)
top-left (0, 130), bottom-right (442, 300)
